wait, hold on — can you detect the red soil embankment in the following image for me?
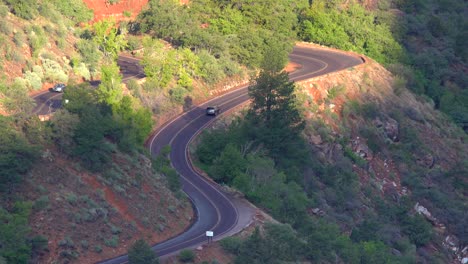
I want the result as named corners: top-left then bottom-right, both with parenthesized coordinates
top-left (82, 0), bottom-right (149, 22)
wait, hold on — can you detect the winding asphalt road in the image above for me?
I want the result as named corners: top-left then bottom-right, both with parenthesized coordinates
top-left (33, 45), bottom-right (362, 263)
top-left (32, 55), bottom-right (144, 115)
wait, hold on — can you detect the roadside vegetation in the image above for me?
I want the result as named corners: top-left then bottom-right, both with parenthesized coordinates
top-left (297, 0), bottom-right (467, 131)
top-left (197, 62), bottom-right (466, 263)
top-left (196, 67), bottom-right (418, 263)
top-left (193, 2), bottom-right (466, 263)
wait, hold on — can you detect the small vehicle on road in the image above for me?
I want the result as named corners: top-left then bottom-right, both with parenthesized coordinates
top-left (52, 83), bottom-right (65, 93)
top-left (206, 106), bottom-right (220, 116)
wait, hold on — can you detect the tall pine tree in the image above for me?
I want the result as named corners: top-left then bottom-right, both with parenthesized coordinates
top-left (247, 71), bottom-right (305, 166)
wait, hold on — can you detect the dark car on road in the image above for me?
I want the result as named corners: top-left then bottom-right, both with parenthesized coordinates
top-left (206, 106), bottom-right (220, 116)
top-left (52, 83), bottom-right (65, 93)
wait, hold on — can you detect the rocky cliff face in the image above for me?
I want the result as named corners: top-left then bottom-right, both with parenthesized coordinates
top-left (295, 42), bottom-right (467, 263)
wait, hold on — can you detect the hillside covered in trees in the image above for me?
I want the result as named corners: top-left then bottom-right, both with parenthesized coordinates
top-left (0, 0), bottom-right (466, 263)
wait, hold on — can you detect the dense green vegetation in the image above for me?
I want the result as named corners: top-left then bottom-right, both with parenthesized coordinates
top-left (1, 2), bottom-right (155, 262)
top-left (0, 116), bottom-right (40, 192)
top-left (137, 0), bottom-right (304, 71)
top-left (128, 239), bottom-right (159, 264)
top-left (2, 0), bottom-right (92, 22)
top-left (60, 74), bottom-right (153, 171)
top-left (221, 222), bottom-right (412, 264)
top-left (0, 116), bottom-right (42, 262)
top-left (297, 0), bottom-right (468, 131)
top-left (299, 1), bottom-right (405, 64)
top-left (0, 202), bottom-right (33, 263)
top-left (196, 70), bottom-right (431, 262)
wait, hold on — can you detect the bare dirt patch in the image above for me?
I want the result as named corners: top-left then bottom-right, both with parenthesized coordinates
top-left (83, 0), bottom-right (149, 22)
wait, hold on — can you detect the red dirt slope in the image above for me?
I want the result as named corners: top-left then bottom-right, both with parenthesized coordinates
top-left (82, 0), bottom-right (149, 22)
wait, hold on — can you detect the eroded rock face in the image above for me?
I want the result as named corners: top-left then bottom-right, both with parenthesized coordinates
top-left (352, 137), bottom-right (373, 160)
top-left (310, 208), bottom-right (325, 217)
top-left (42, 149), bottom-right (54, 162)
top-left (414, 202), bottom-right (438, 224)
top-left (417, 153), bottom-right (435, 168)
top-left (309, 134), bottom-right (323, 145)
top-left (384, 117), bottom-right (399, 142)
top-left (140, 154), bottom-right (152, 169)
top-left (374, 117), bottom-right (399, 142)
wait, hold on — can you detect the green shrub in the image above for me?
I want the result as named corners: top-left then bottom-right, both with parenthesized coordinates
top-left (48, 0), bottom-right (93, 24)
top-left (0, 4), bottom-right (8, 17)
top-left (5, 48), bottom-right (24, 63)
top-left (65, 193), bottom-right (77, 205)
top-left (78, 196), bottom-right (95, 207)
top-left (359, 126), bottom-right (383, 153)
top-left (76, 39), bottom-right (101, 71)
top-left (32, 65), bottom-right (44, 79)
top-left (156, 223), bottom-right (165, 232)
top-left (343, 146), bottom-right (367, 168)
top-left (198, 50), bottom-right (225, 84)
top-left (12, 77), bottom-right (28, 90)
top-left (59, 249), bottom-right (79, 260)
top-left (110, 225), bottom-right (121, 235)
top-left (58, 236), bottom-right (74, 248)
top-left (401, 214), bottom-right (432, 247)
top-left (80, 240), bottom-right (89, 249)
top-left (94, 245), bottom-right (103, 253)
top-left (28, 28), bottom-right (47, 58)
top-left (167, 205), bottom-right (176, 214)
top-left (123, 10), bottom-right (132, 18)
top-left (178, 249), bottom-right (195, 263)
top-left (393, 75), bottom-right (407, 96)
top-left (56, 38), bottom-right (66, 49)
top-left (128, 239), bottom-right (159, 264)
top-left (33, 195), bottom-right (49, 211)
top-left (220, 237), bottom-right (242, 254)
top-left (161, 165), bottom-right (181, 192)
top-left (24, 71), bottom-right (42, 90)
top-left (169, 86), bottom-right (188, 104)
top-left (359, 102), bottom-right (379, 119)
top-left (177, 70), bottom-right (193, 89)
top-left (104, 235), bottom-right (119, 248)
top-left (327, 84), bottom-right (346, 100)
top-left (126, 79), bottom-right (140, 92)
top-left (31, 235), bottom-right (48, 253)
top-left (38, 2), bottom-right (61, 22)
top-left (0, 21), bottom-right (12, 35)
top-left (126, 36), bottom-right (140, 51)
top-left (220, 56), bottom-right (241, 76)
top-left (5, 0), bottom-right (38, 19)
top-left (73, 62), bottom-right (91, 81)
top-left (55, 25), bottom-right (67, 38)
top-left (41, 58), bottom-right (69, 83)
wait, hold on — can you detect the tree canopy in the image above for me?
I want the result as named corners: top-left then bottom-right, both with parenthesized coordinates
top-left (128, 239), bottom-right (159, 264)
top-left (247, 71), bottom-right (305, 163)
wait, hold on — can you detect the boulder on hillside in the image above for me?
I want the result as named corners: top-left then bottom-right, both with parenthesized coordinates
top-left (374, 117), bottom-right (399, 142)
top-left (414, 202), bottom-right (438, 225)
top-left (417, 153), bottom-right (435, 169)
top-left (384, 117), bottom-right (399, 142)
top-left (309, 208), bottom-right (325, 217)
top-left (352, 137), bottom-right (373, 160)
top-left (309, 134), bottom-right (323, 145)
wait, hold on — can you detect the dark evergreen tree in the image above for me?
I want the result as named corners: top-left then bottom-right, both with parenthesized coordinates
top-left (0, 117), bottom-right (39, 192)
top-left (128, 239), bottom-right (159, 264)
top-left (247, 71), bottom-right (305, 165)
